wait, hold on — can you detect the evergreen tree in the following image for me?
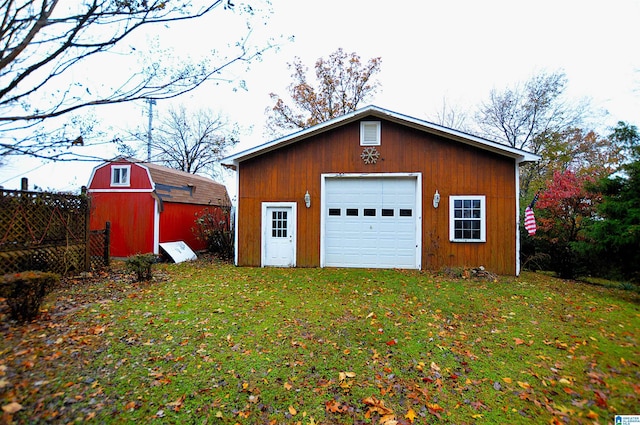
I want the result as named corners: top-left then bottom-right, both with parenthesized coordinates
top-left (582, 122), bottom-right (640, 281)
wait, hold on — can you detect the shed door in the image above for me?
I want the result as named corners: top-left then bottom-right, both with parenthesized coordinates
top-left (324, 177), bottom-right (419, 269)
top-left (262, 203), bottom-right (296, 267)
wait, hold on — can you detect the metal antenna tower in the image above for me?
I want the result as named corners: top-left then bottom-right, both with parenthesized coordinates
top-left (146, 98), bottom-right (156, 162)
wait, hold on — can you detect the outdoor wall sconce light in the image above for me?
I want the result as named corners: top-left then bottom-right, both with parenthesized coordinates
top-left (304, 190), bottom-right (311, 208)
top-left (433, 190), bottom-right (440, 208)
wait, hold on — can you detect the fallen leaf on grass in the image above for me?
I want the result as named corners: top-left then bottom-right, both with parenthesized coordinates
top-left (470, 400), bottom-right (487, 410)
top-left (2, 402), bottom-right (22, 413)
top-left (288, 405), bottom-right (297, 416)
top-left (427, 402), bottom-right (444, 418)
top-left (339, 371), bottom-right (356, 381)
top-left (325, 399), bottom-right (348, 414)
top-left (166, 395), bottom-right (185, 412)
top-left (91, 326), bottom-right (106, 335)
top-left (585, 410), bottom-right (598, 419)
top-left (363, 396), bottom-right (394, 417)
top-left (594, 390), bottom-right (608, 408)
top-left (405, 408), bottom-right (417, 423)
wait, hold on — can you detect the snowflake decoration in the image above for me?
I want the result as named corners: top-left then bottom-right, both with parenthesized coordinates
top-left (361, 147), bottom-right (380, 164)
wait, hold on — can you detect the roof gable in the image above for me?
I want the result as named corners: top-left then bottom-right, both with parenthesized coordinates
top-left (92, 158), bottom-right (230, 207)
top-left (222, 105), bottom-right (540, 166)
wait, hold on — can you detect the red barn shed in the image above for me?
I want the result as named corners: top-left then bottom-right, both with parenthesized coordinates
top-left (87, 157), bottom-right (230, 258)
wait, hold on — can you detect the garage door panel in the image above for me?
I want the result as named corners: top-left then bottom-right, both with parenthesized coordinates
top-left (324, 177), bottom-right (419, 269)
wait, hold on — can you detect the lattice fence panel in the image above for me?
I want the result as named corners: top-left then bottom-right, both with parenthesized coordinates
top-left (89, 224), bottom-right (110, 270)
top-left (0, 189), bottom-right (91, 275)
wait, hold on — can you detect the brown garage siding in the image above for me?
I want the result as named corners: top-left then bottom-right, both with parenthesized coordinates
top-left (236, 119), bottom-right (516, 274)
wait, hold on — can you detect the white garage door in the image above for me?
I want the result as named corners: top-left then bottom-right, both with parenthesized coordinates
top-left (323, 176), bottom-right (419, 269)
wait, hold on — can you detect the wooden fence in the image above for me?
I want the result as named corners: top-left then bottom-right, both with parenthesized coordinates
top-left (0, 184), bottom-right (109, 275)
top-left (89, 222), bottom-right (111, 270)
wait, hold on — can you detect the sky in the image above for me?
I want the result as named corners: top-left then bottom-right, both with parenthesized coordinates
top-left (1, 0), bottom-right (639, 196)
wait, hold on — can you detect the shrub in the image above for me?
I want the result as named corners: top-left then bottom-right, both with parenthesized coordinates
top-left (125, 253), bottom-right (157, 282)
top-left (0, 271), bottom-right (60, 322)
top-left (192, 207), bottom-right (233, 260)
top-left (534, 170), bottom-right (600, 279)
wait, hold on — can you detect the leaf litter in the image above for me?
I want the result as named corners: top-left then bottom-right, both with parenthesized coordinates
top-left (1, 260), bottom-right (638, 424)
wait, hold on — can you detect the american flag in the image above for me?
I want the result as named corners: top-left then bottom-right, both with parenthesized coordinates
top-left (524, 192), bottom-right (539, 236)
top-left (524, 206), bottom-right (536, 235)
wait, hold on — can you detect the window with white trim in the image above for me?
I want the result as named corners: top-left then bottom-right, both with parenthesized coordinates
top-left (449, 196), bottom-right (486, 242)
top-left (111, 165), bottom-right (131, 186)
top-left (360, 121), bottom-right (381, 146)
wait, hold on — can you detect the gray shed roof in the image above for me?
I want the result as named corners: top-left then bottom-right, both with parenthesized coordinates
top-left (142, 162), bottom-right (230, 207)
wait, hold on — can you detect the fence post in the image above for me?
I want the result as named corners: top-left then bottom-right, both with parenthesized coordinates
top-left (104, 221), bottom-right (111, 267)
top-left (83, 186), bottom-right (91, 272)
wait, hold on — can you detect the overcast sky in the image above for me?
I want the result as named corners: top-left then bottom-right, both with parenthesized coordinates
top-left (1, 0), bottom-right (639, 193)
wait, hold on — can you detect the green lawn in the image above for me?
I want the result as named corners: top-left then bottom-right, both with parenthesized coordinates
top-left (1, 260), bottom-right (638, 424)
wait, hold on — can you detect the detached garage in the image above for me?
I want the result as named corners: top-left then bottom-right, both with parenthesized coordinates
top-left (223, 105), bottom-right (539, 275)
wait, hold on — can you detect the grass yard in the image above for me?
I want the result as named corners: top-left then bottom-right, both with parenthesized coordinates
top-left (1, 260), bottom-right (639, 424)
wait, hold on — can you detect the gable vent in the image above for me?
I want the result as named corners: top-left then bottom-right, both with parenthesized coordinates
top-left (360, 121), bottom-right (381, 146)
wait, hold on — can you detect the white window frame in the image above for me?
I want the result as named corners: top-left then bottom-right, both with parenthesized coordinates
top-left (449, 195), bottom-right (486, 242)
top-left (111, 165), bottom-right (131, 187)
top-left (360, 121), bottom-right (381, 146)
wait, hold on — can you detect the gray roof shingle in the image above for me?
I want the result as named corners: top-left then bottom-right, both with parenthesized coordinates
top-left (142, 161), bottom-right (230, 207)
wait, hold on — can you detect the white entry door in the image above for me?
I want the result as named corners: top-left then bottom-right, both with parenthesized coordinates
top-left (262, 203), bottom-right (296, 267)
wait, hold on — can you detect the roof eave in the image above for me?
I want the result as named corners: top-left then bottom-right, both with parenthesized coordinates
top-left (222, 109), bottom-right (364, 166)
top-left (221, 105), bottom-right (541, 166)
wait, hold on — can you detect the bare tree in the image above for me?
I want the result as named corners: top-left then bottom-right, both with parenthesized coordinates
top-left (431, 97), bottom-right (470, 131)
top-left (125, 104), bottom-right (239, 178)
top-left (266, 48), bottom-right (382, 136)
top-left (475, 71), bottom-right (588, 154)
top-left (0, 0), bottom-right (274, 160)
top-left (474, 71), bottom-right (596, 197)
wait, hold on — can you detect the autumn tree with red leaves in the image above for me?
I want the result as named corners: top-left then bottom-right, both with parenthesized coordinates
top-left (534, 170), bottom-right (600, 278)
top-left (266, 48), bottom-right (382, 135)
